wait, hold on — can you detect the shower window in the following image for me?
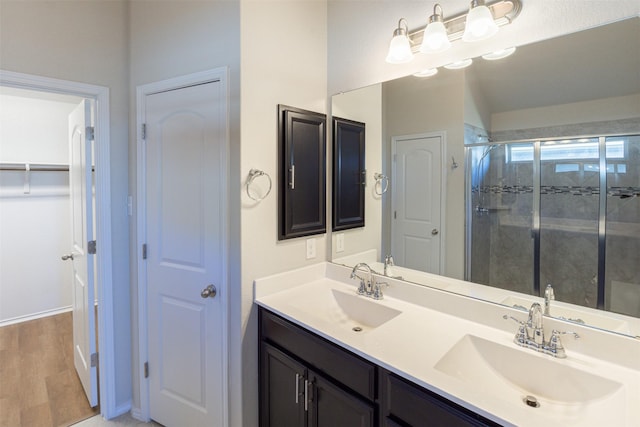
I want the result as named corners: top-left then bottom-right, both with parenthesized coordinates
top-left (508, 139), bottom-right (624, 163)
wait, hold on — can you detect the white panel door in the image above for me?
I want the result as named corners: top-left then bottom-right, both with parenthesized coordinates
top-left (392, 135), bottom-right (442, 274)
top-left (145, 81), bottom-right (226, 426)
top-left (68, 99), bottom-right (98, 407)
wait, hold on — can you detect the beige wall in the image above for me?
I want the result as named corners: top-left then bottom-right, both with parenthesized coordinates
top-left (240, 1), bottom-right (327, 425)
top-left (331, 83), bottom-right (383, 261)
top-left (0, 0), bottom-right (132, 410)
top-left (491, 93), bottom-right (640, 131)
top-left (383, 72), bottom-right (466, 279)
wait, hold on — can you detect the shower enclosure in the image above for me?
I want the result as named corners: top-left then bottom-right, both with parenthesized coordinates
top-left (465, 134), bottom-right (640, 317)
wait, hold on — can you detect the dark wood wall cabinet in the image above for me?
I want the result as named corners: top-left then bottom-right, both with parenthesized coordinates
top-left (258, 307), bottom-right (501, 427)
top-left (332, 117), bottom-right (366, 231)
top-left (278, 105), bottom-right (327, 240)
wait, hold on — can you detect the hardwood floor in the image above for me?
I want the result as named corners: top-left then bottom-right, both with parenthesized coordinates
top-left (0, 312), bottom-right (99, 427)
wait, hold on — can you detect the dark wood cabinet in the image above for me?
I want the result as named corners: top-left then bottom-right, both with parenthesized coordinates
top-left (260, 309), bottom-right (375, 427)
top-left (309, 372), bottom-right (374, 427)
top-left (379, 370), bottom-right (500, 427)
top-left (259, 307), bottom-right (502, 427)
top-left (332, 117), bottom-right (366, 231)
top-left (278, 105), bottom-right (327, 240)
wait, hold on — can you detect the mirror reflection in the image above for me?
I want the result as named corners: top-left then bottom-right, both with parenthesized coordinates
top-left (331, 18), bottom-right (640, 336)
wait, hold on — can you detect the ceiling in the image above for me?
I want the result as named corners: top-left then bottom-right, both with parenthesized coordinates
top-left (468, 17), bottom-right (640, 113)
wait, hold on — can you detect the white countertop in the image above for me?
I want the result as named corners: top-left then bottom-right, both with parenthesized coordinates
top-left (254, 262), bottom-right (640, 427)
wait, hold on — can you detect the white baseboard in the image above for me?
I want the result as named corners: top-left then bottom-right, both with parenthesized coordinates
top-left (0, 306), bottom-right (72, 327)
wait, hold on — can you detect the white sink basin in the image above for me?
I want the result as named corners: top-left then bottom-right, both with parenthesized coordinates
top-left (285, 287), bottom-right (402, 331)
top-left (500, 295), bottom-right (631, 334)
top-left (435, 334), bottom-right (623, 405)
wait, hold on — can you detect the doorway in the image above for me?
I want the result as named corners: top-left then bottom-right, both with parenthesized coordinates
top-left (0, 70), bottom-right (116, 418)
top-left (136, 68), bottom-right (229, 426)
top-left (391, 132), bottom-right (446, 274)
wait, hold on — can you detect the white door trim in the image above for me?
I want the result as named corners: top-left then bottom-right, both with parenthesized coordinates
top-left (135, 68), bottom-right (230, 424)
top-left (391, 131), bottom-right (447, 274)
top-left (0, 70), bottom-right (118, 417)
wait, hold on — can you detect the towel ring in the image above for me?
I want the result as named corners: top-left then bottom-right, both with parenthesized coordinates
top-left (374, 173), bottom-right (389, 195)
top-left (246, 169), bottom-right (272, 202)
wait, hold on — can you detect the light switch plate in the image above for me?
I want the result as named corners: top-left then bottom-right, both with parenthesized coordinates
top-left (306, 238), bottom-right (316, 259)
top-left (336, 233), bottom-right (345, 253)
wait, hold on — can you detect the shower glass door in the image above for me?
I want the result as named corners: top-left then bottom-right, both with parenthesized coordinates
top-left (605, 135), bottom-right (640, 317)
top-left (539, 138), bottom-right (600, 308)
top-left (468, 143), bottom-right (534, 295)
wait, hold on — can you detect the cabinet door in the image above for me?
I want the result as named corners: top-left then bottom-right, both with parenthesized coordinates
top-left (261, 343), bottom-right (306, 427)
top-left (332, 117), bottom-right (366, 231)
top-left (308, 371), bottom-right (374, 427)
top-left (380, 370), bottom-right (500, 427)
top-left (278, 105), bottom-right (327, 240)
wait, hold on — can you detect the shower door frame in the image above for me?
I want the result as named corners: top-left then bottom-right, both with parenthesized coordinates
top-left (465, 132), bottom-right (638, 309)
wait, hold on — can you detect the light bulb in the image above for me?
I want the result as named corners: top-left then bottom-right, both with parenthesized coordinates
top-left (462, 1), bottom-right (499, 42)
top-left (386, 19), bottom-right (414, 64)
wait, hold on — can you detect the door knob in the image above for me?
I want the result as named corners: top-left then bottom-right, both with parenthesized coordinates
top-left (201, 284), bottom-right (217, 299)
top-left (61, 254), bottom-right (74, 261)
top-left (431, 229), bottom-right (439, 235)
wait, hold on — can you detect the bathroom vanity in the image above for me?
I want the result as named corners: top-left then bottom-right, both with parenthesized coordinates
top-left (255, 262), bottom-right (640, 427)
top-left (260, 307), bottom-right (499, 426)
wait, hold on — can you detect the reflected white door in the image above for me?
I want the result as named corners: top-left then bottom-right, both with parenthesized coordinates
top-left (145, 81), bottom-right (226, 426)
top-left (68, 99), bottom-right (98, 407)
top-left (392, 134), bottom-right (442, 274)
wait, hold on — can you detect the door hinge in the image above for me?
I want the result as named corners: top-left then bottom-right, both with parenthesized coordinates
top-left (141, 123), bottom-right (146, 140)
top-left (88, 240), bottom-right (97, 254)
top-left (91, 352), bottom-right (99, 367)
top-left (144, 362), bottom-right (149, 378)
top-left (86, 126), bottom-right (95, 141)
top-left (394, 211), bottom-right (397, 219)
top-left (142, 244), bottom-right (147, 260)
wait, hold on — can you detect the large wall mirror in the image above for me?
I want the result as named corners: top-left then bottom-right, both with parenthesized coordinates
top-left (331, 17), bottom-right (640, 337)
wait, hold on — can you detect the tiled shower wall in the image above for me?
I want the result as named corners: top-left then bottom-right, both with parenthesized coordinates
top-left (466, 123), bottom-right (640, 317)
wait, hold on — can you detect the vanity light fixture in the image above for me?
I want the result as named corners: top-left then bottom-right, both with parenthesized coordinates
top-left (420, 4), bottom-right (451, 54)
top-left (385, 18), bottom-right (414, 64)
top-left (413, 68), bottom-right (439, 77)
top-left (481, 46), bottom-right (516, 60)
top-left (444, 58), bottom-right (473, 70)
top-left (462, 0), bottom-right (499, 42)
top-left (385, 0), bottom-right (521, 64)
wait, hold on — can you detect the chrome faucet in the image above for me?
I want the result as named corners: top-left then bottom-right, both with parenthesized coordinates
top-left (350, 262), bottom-right (387, 300)
top-left (527, 303), bottom-right (545, 346)
top-left (350, 262), bottom-right (372, 295)
top-left (504, 302), bottom-right (579, 358)
top-left (544, 283), bottom-right (555, 316)
top-left (383, 254), bottom-right (403, 279)
top-left (383, 255), bottom-right (395, 276)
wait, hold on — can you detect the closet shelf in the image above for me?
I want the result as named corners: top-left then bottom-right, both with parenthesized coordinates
top-left (0, 162), bottom-right (69, 172)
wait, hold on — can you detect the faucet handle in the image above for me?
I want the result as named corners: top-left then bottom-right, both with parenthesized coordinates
top-left (551, 329), bottom-right (579, 339)
top-left (503, 314), bottom-right (525, 325)
top-left (371, 279), bottom-right (388, 300)
top-left (503, 315), bottom-right (528, 344)
top-left (547, 329), bottom-right (579, 359)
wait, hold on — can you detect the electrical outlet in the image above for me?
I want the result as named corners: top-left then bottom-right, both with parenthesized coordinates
top-left (306, 238), bottom-right (316, 259)
top-left (336, 233), bottom-right (345, 253)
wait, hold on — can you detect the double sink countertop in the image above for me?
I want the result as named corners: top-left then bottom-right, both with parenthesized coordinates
top-left (254, 262), bottom-right (640, 427)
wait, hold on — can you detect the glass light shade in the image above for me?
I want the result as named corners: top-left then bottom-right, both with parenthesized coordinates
top-left (444, 58), bottom-right (473, 69)
top-left (420, 21), bottom-right (451, 54)
top-left (386, 34), bottom-right (413, 64)
top-left (413, 68), bottom-right (439, 77)
top-left (462, 3), bottom-right (499, 42)
top-left (481, 47), bottom-right (516, 60)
